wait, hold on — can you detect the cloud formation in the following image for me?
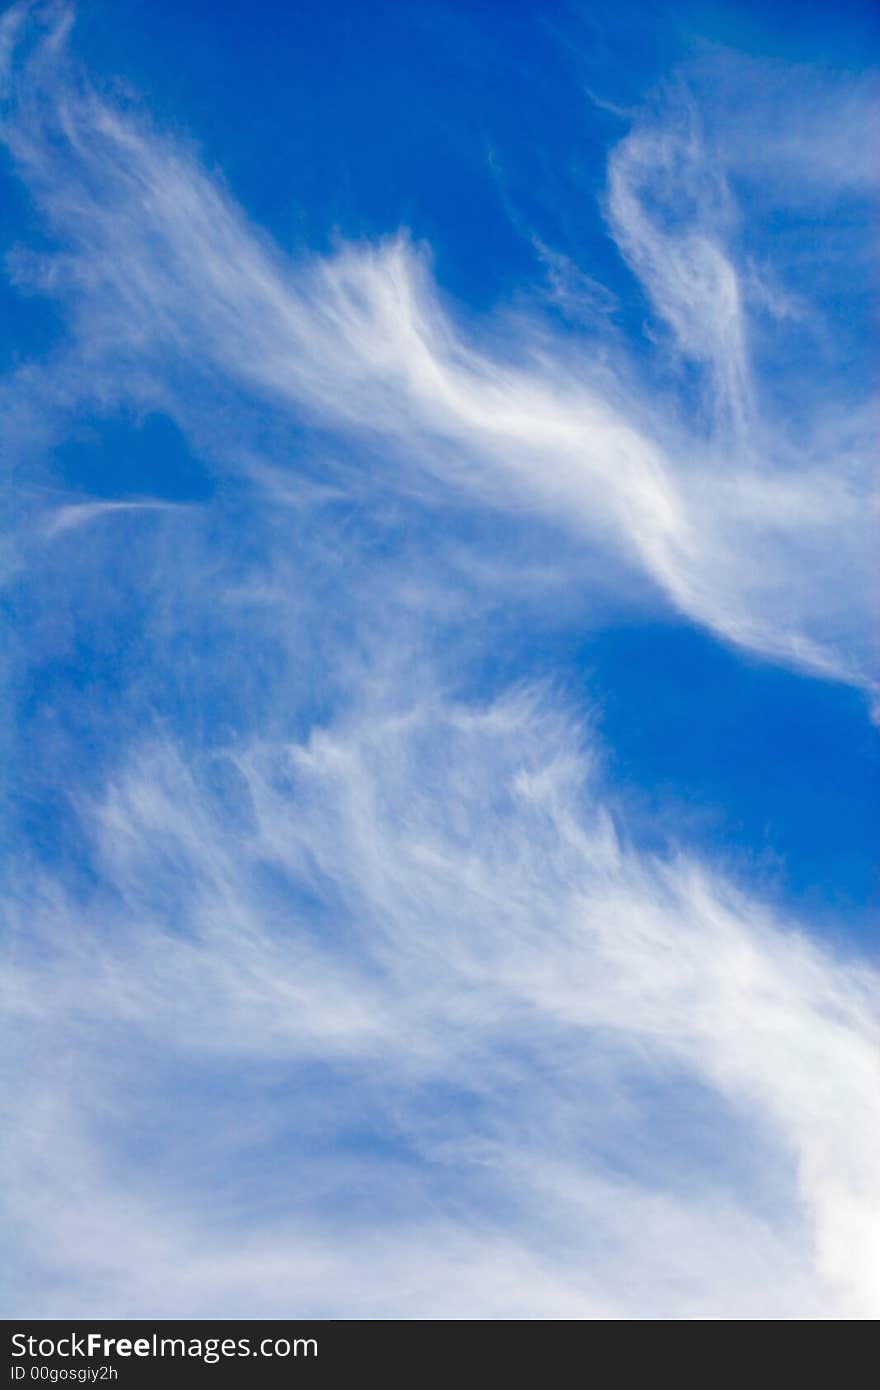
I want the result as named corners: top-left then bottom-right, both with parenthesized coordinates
top-left (5, 688), bottom-right (880, 1317)
top-left (1, 3), bottom-right (876, 698)
top-left (1, 2), bottom-right (878, 1321)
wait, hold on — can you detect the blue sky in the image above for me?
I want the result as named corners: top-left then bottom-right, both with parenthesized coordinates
top-left (2, 0), bottom-right (878, 1318)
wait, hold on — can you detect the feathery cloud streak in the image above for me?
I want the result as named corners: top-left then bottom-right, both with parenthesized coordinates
top-left (5, 690), bottom-right (880, 1317)
top-left (1, 3), bottom-right (876, 698)
top-left (2, 1), bottom-right (878, 1321)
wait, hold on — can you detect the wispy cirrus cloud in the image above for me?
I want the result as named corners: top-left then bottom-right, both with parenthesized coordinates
top-left (5, 687), bottom-right (880, 1317)
top-left (0, 3), bottom-right (876, 699)
top-left (1, 2), bottom-right (878, 1322)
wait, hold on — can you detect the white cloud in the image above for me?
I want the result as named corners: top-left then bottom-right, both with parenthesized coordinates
top-left (42, 498), bottom-right (180, 536)
top-left (4, 686), bottom-right (879, 1317)
top-left (2, 4), bottom-right (878, 1321)
top-left (0, 4), bottom-right (876, 700)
